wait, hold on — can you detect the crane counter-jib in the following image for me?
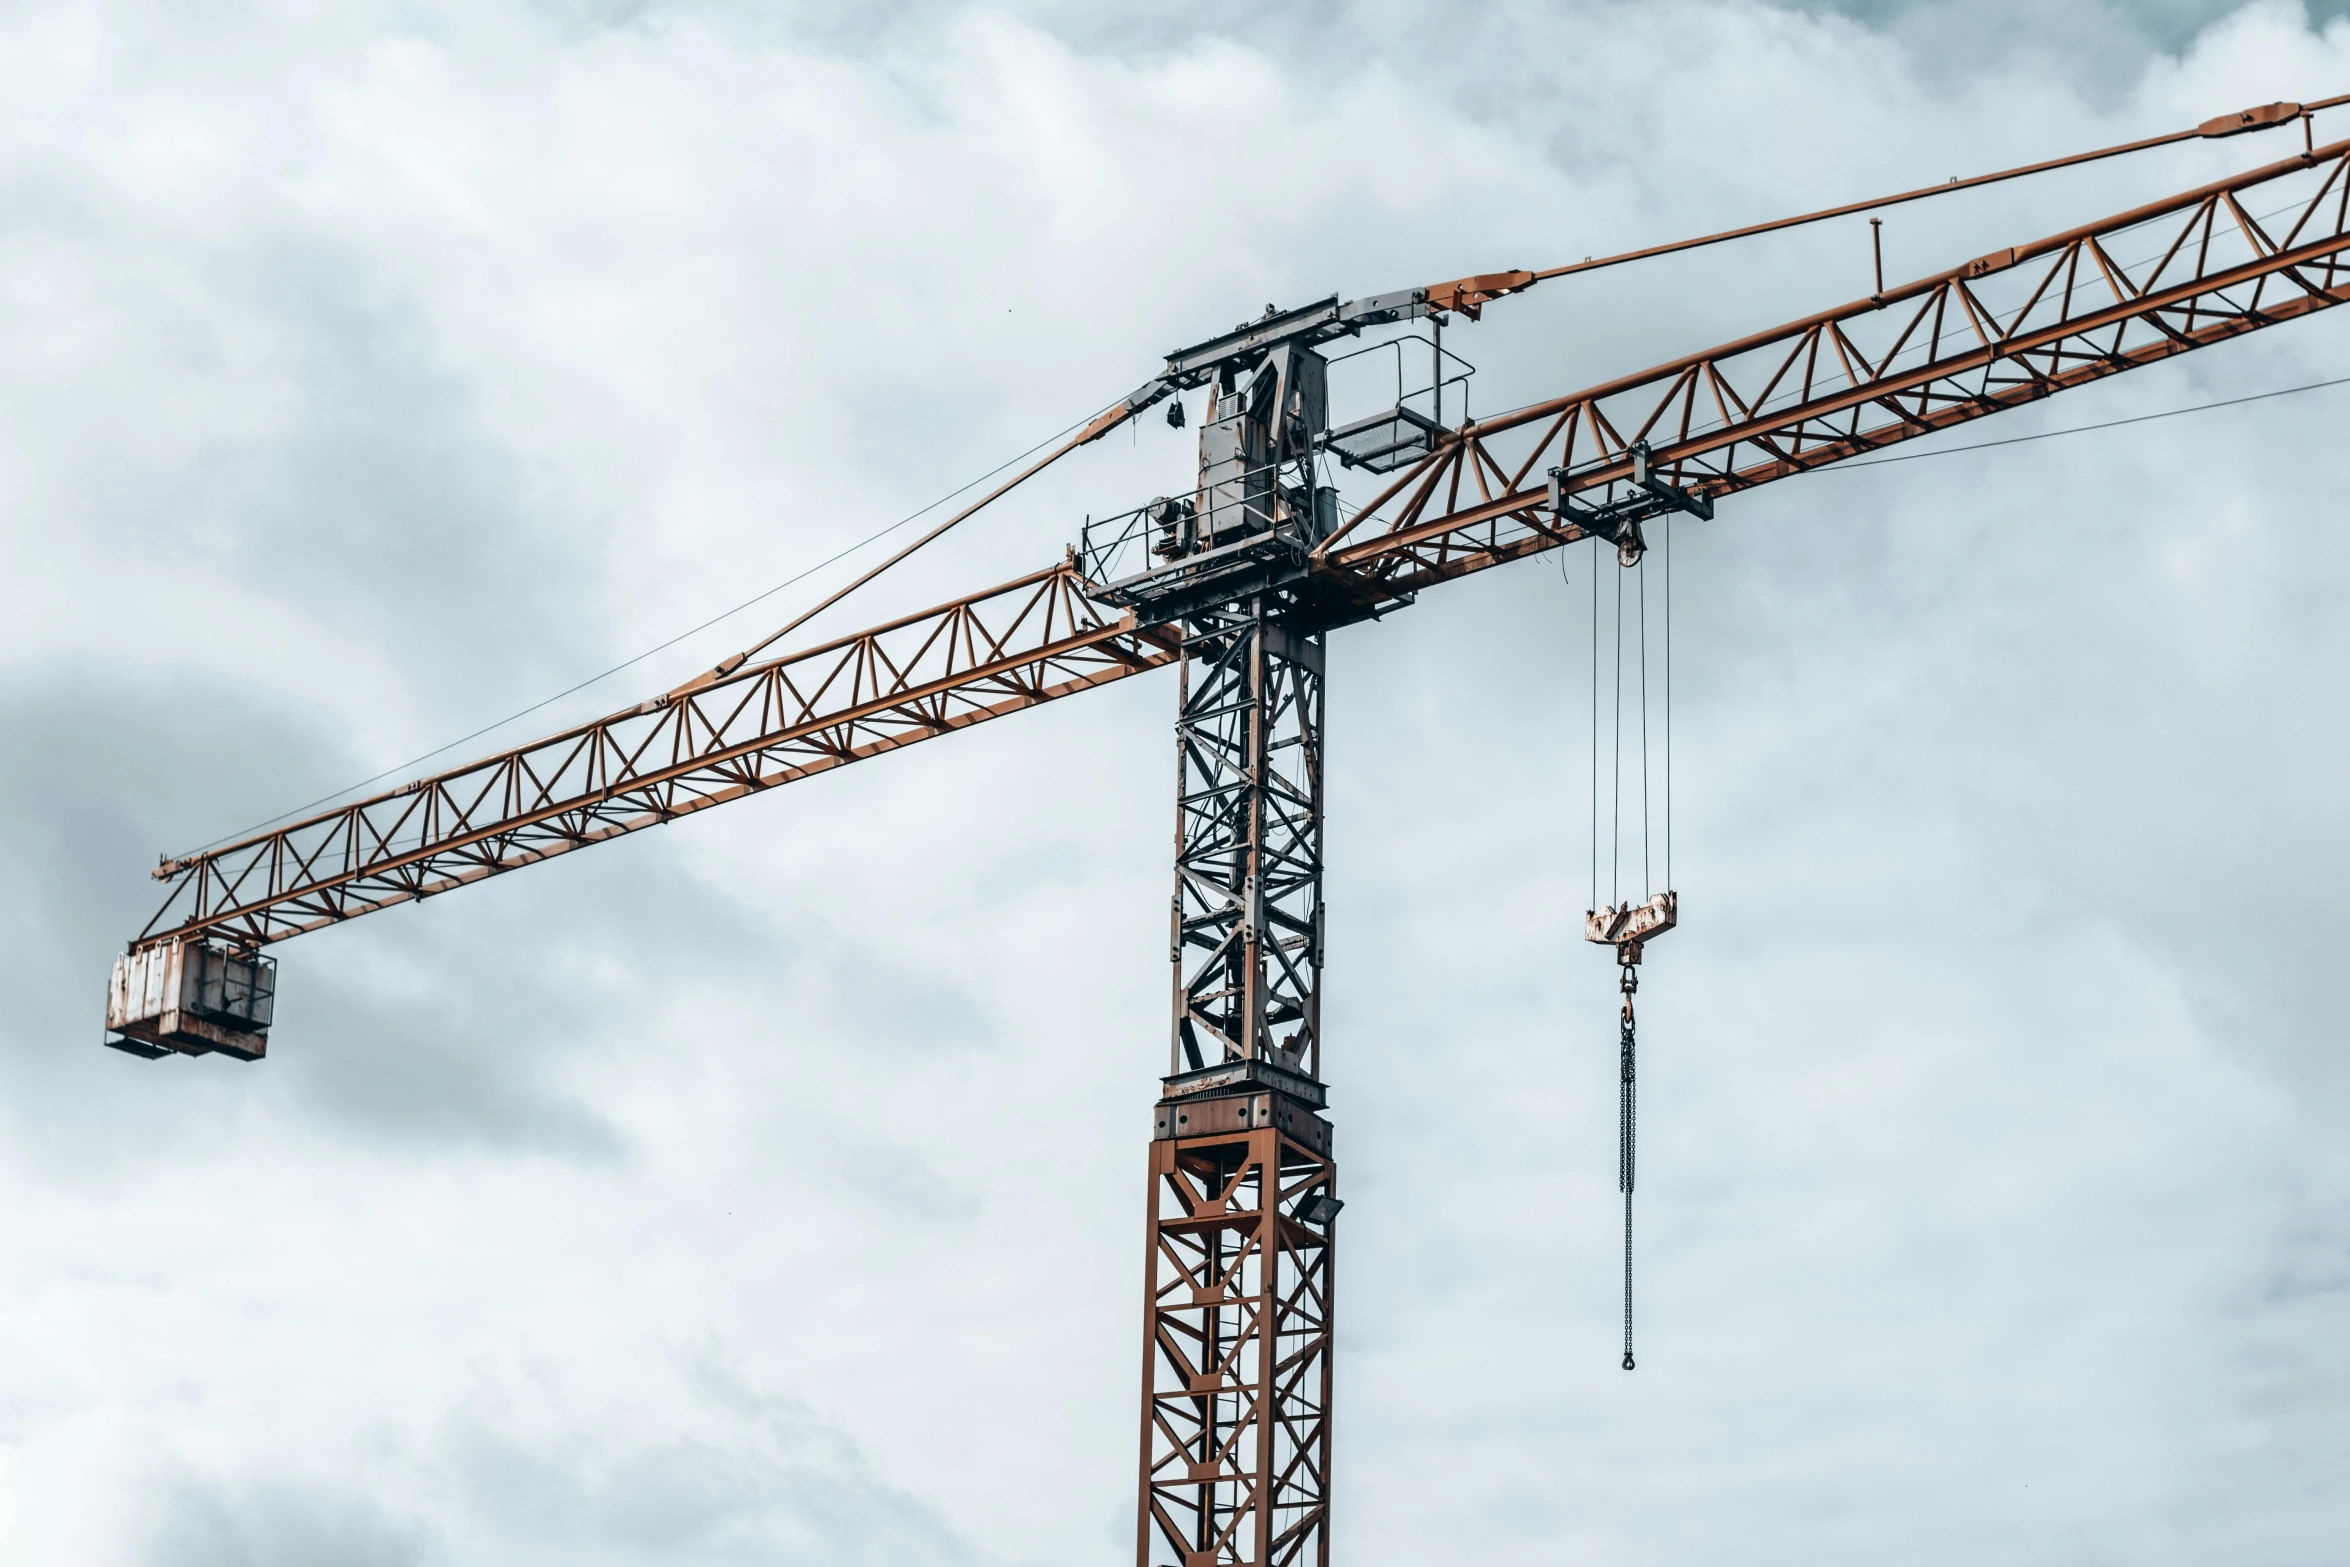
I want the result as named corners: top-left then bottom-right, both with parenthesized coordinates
top-left (122, 563), bottom-right (1174, 921)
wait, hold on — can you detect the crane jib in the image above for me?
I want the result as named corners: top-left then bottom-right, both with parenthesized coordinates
top-left (112, 121), bottom-right (2350, 1067)
top-left (1317, 140), bottom-right (2350, 598)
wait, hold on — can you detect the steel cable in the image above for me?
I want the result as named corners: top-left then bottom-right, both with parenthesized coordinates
top-left (1638, 552), bottom-right (1651, 899)
top-left (1611, 564), bottom-right (1625, 907)
top-left (173, 408), bottom-right (1105, 857)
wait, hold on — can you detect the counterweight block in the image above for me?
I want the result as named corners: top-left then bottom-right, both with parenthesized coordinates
top-left (104, 937), bottom-right (275, 1060)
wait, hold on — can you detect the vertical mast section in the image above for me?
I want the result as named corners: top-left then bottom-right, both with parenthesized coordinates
top-left (1139, 346), bottom-right (1340, 1567)
top-left (1171, 601), bottom-right (1324, 1082)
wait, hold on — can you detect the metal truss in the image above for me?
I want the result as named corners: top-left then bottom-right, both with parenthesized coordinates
top-left (138, 134), bottom-right (2350, 963)
top-left (1139, 1107), bottom-right (1336, 1567)
top-left (1136, 337), bottom-right (1338, 1566)
top-left (1170, 601), bottom-right (1325, 1079)
top-left (139, 564), bottom-right (1176, 950)
top-left (1317, 134), bottom-right (2350, 595)
top-left (115, 105), bottom-right (2350, 1559)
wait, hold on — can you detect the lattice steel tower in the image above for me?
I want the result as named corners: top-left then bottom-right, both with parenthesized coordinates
top-left (1126, 342), bottom-right (1343, 1567)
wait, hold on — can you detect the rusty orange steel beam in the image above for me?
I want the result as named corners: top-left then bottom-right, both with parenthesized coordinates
top-left (140, 565), bottom-right (1177, 952)
top-left (1318, 133), bottom-right (2350, 595)
top-left (140, 118), bottom-right (2350, 957)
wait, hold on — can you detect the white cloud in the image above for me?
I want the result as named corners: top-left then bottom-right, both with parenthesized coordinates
top-left (2, 2), bottom-right (2347, 1562)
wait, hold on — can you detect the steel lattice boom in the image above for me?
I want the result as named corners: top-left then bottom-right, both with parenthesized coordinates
top-left (136, 565), bottom-right (1174, 955)
top-left (126, 125), bottom-right (2350, 984)
top-left (1318, 134), bottom-right (2350, 593)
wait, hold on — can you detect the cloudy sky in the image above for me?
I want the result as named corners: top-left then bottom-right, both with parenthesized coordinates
top-left (4, 1), bottom-right (2349, 1562)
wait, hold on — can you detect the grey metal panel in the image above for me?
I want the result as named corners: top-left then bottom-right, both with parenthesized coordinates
top-left (1161, 297), bottom-right (1341, 380)
top-left (1277, 345), bottom-right (1327, 448)
top-left (1325, 404), bottom-right (1441, 472)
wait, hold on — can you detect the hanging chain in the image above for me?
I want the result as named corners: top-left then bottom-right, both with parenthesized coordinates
top-left (1618, 947), bottom-right (1639, 1371)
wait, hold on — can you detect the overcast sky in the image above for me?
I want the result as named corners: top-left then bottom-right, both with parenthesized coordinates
top-left (3, 2), bottom-right (2348, 1563)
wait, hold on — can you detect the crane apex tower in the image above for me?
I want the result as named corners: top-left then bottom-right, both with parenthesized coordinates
top-left (1127, 342), bottom-right (1346, 1567)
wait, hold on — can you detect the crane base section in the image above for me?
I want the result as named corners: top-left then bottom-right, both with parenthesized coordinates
top-left (1138, 1082), bottom-right (1335, 1567)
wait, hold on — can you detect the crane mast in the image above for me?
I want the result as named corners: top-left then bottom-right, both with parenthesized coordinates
top-left (1127, 343), bottom-right (1346, 1564)
top-left (98, 100), bottom-right (2350, 1567)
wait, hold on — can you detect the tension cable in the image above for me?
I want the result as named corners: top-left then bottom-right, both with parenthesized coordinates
top-left (1583, 509), bottom-right (1678, 1371)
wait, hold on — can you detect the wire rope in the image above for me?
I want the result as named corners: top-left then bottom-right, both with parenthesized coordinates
top-left (1814, 372), bottom-right (2350, 471)
top-left (176, 410), bottom-right (1101, 857)
top-left (1638, 551), bottom-right (1651, 899)
top-left (1611, 562), bottom-right (1625, 907)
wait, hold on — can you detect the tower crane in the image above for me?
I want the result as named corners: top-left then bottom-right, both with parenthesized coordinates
top-left (101, 97), bottom-right (2350, 1567)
